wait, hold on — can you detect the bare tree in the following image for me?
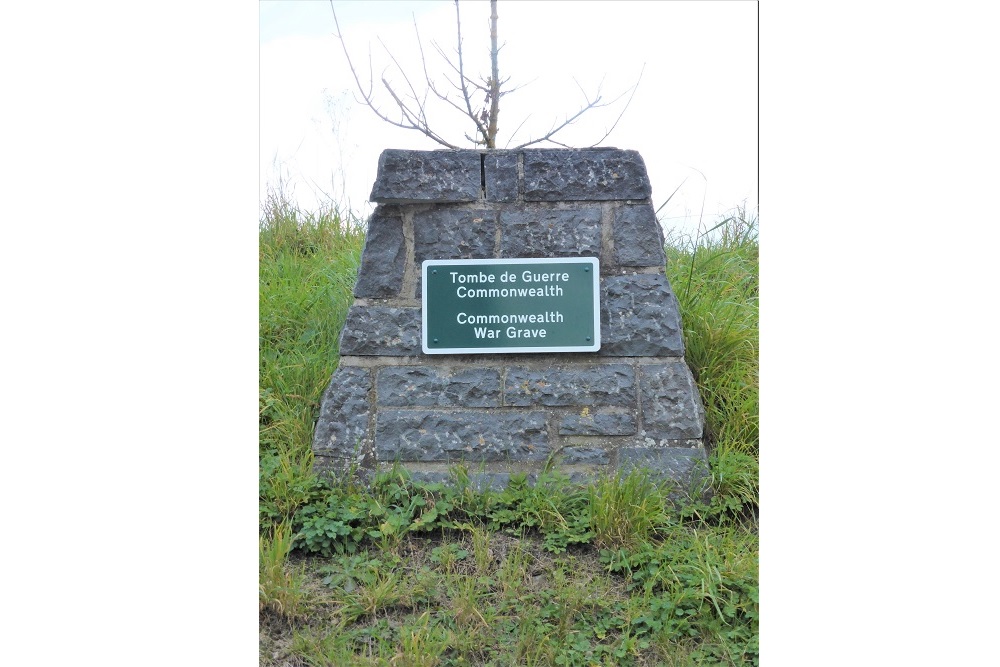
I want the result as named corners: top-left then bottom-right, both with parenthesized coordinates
top-left (329, 0), bottom-right (643, 150)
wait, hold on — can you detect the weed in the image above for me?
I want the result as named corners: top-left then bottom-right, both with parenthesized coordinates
top-left (589, 469), bottom-right (674, 550)
top-left (429, 543), bottom-right (469, 572)
top-left (679, 441), bottom-right (760, 526)
top-left (394, 612), bottom-right (452, 667)
top-left (487, 471), bottom-right (594, 553)
top-left (259, 523), bottom-right (307, 620)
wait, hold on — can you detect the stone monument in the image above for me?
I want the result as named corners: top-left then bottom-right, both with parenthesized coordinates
top-left (312, 147), bottom-right (709, 494)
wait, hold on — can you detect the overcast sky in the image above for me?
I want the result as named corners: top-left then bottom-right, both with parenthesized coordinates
top-left (260, 0), bottom-right (758, 236)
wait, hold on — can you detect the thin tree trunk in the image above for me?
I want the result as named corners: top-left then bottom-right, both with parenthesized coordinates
top-left (487, 0), bottom-right (500, 148)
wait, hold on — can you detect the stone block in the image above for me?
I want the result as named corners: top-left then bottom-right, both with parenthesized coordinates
top-left (499, 207), bottom-right (601, 258)
top-left (617, 444), bottom-right (710, 493)
top-left (374, 410), bottom-right (549, 463)
top-left (369, 149), bottom-right (481, 203)
top-left (338, 306), bottom-right (422, 356)
top-left (599, 274), bottom-right (685, 356)
top-left (504, 364), bottom-right (635, 407)
top-left (413, 208), bottom-right (497, 296)
top-left (639, 362), bottom-right (705, 439)
top-left (484, 151), bottom-right (519, 202)
top-left (559, 410), bottom-right (637, 436)
top-left (556, 446), bottom-right (611, 465)
top-left (377, 366), bottom-right (502, 407)
top-left (312, 366), bottom-right (372, 459)
top-left (407, 470), bottom-right (515, 492)
top-left (613, 203), bottom-right (666, 267)
top-left (522, 148), bottom-right (652, 201)
top-left (353, 206), bottom-right (405, 298)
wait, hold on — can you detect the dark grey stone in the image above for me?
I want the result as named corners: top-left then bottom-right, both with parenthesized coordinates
top-left (599, 274), bottom-right (685, 356)
top-left (504, 364), bottom-right (635, 407)
top-left (557, 446), bottom-right (611, 465)
top-left (522, 148), bottom-right (652, 201)
top-left (338, 306), bottom-right (422, 356)
top-left (312, 366), bottom-right (372, 459)
top-left (613, 203), bottom-right (666, 267)
top-left (407, 470), bottom-right (515, 492)
top-left (353, 207), bottom-right (405, 298)
top-left (413, 208), bottom-right (497, 297)
top-left (559, 410), bottom-right (637, 436)
top-left (377, 366), bottom-right (502, 407)
top-left (617, 445), bottom-right (710, 494)
top-left (499, 207), bottom-right (601, 258)
top-left (374, 410), bottom-right (549, 463)
top-left (484, 151), bottom-right (519, 202)
top-left (639, 362), bottom-right (705, 439)
top-left (369, 149), bottom-right (482, 203)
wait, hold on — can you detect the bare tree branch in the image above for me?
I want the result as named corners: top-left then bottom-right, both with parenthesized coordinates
top-left (503, 113), bottom-right (533, 149)
top-left (512, 92), bottom-right (607, 149)
top-left (377, 36), bottom-right (427, 122)
top-left (329, 0), bottom-right (640, 152)
top-left (586, 63), bottom-right (645, 147)
top-left (330, 1), bottom-right (460, 148)
top-left (452, 0), bottom-right (489, 145)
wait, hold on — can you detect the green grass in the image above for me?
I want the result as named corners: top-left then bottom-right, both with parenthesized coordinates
top-left (259, 188), bottom-right (365, 525)
top-left (666, 205), bottom-right (758, 453)
top-left (259, 194), bottom-right (759, 666)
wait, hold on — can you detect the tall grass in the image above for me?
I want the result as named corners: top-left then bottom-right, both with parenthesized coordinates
top-left (259, 188), bottom-right (365, 523)
top-left (665, 205), bottom-right (759, 456)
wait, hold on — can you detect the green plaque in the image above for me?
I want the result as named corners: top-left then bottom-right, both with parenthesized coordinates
top-left (422, 257), bottom-right (600, 354)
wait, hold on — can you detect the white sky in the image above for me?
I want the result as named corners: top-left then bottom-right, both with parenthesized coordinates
top-left (260, 0), bottom-right (758, 235)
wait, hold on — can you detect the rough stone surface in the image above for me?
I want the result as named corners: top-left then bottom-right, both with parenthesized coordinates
top-left (504, 364), bottom-right (635, 407)
top-left (353, 207), bottom-right (405, 298)
top-left (370, 150), bottom-right (481, 203)
top-left (338, 306), bottom-right (421, 356)
top-left (613, 203), bottom-right (666, 267)
top-left (312, 366), bottom-right (372, 458)
top-left (374, 410), bottom-right (549, 463)
top-left (556, 446), bottom-right (611, 465)
top-left (413, 208), bottom-right (497, 295)
top-left (499, 207), bottom-right (602, 258)
top-left (559, 410), bottom-right (637, 436)
top-left (599, 275), bottom-right (685, 356)
top-left (639, 362), bottom-right (705, 439)
top-left (408, 471), bottom-right (515, 492)
top-left (484, 152), bottom-right (519, 202)
top-left (617, 445), bottom-right (710, 493)
top-left (522, 149), bottom-right (652, 201)
top-left (377, 366), bottom-right (501, 407)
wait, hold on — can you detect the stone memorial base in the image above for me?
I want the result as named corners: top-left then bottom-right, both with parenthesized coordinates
top-left (313, 148), bottom-right (709, 494)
